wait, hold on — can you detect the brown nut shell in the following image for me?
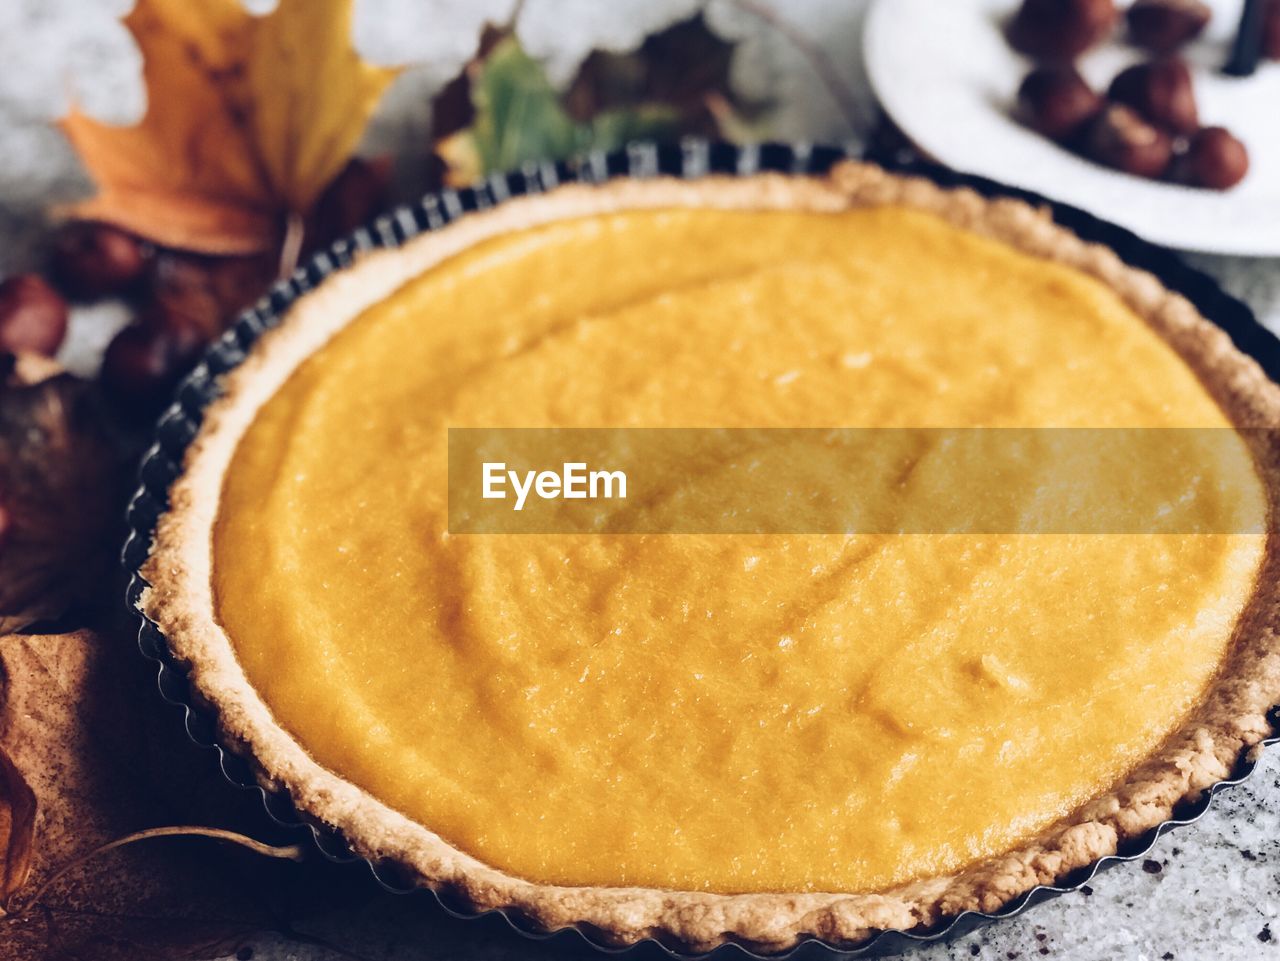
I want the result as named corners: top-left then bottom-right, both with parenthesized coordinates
top-left (0, 275), bottom-right (69, 357)
top-left (1018, 66), bottom-right (1104, 141)
top-left (101, 315), bottom-right (206, 415)
top-left (1085, 103), bottom-right (1174, 178)
top-left (1176, 127), bottom-right (1250, 190)
top-left (1265, 0), bottom-right (1280, 60)
top-left (1008, 0), bottom-right (1119, 60)
top-left (1126, 0), bottom-right (1211, 53)
top-left (50, 222), bottom-right (149, 301)
top-left (1107, 58), bottom-right (1199, 135)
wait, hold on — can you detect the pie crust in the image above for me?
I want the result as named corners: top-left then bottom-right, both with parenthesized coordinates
top-left (139, 162), bottom-right (1280, 953)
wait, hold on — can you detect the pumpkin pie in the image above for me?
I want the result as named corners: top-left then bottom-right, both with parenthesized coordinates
top-left (138, 161), bottom-right (1280, 952)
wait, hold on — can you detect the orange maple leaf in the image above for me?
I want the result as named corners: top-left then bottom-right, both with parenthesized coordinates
top-left (60, 0), bottom-right (398, 256)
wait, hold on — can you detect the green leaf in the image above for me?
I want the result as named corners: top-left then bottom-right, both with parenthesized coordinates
top-left (587, 104), bottom-right (683, 153)
top-left (467, 37), bottom-right (581, 175)
top-left (433, 21), bottom-right (771, 186)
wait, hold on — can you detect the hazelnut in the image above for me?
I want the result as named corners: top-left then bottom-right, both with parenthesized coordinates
top-left (1017, 66), bottom-right (1104, 141)
top-left (148, 254), bottom-right (224, 339)
top-left (202, 254), bottom-right (276, 320)
top-left (3, 351), bottom-right (63, 388)
top-left (101, 314), bottom-right (205, 415)
top-left (1176, 126), bottom-right (1250, 189)
top-left (1007, 0), bottom-right (1119, 61)
top-left (1265, 0), bottom-right (1280, 60)
top-left (1085, 103), bottom-right (1174, 178)
top-left (0, 275), bottom-right (69, 356)
top-left (50, 222), bottom-right (149, 301)
top-left (147, 252), bottom-right (274, 340)
top-left (1126, 0), bottom-right (1211, 53)
top-left (1107, 58), bottom-right (1199, 135)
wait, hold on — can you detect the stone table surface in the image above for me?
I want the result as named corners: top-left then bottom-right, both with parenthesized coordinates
top-left (1, 2), bottom-right (1277, 960)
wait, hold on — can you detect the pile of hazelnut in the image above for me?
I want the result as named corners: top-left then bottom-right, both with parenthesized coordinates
top-left (1010, 0), bottom-right (1276, 188)
top-left (0, 228), bottom-right (273, 417)
top-left (0, 158), bottom-right (387, 419)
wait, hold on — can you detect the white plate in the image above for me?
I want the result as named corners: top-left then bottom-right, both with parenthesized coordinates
top-left (863, 0), bottom-right (1280, 256)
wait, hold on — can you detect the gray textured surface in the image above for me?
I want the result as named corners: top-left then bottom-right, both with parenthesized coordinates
top-left (1, 2), bottom-right (1277, 959)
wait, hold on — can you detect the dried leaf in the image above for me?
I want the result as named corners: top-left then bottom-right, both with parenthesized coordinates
top-left (430, 16), bottom-right (764, 188)
top-left (0, 631), bottom-right (275, 961)
top-left (434, 35), bottom-right (657, 186)
top-left (0, 750), bottom-right (36, 908)
top-left (60, 0), bottom-right (398, 255)
top-left (564, 13), bottom-right (740, 126)
top-left (305, 156), bottom-right (394, 254)
top-left (0, 360), bottom-right (131, 634)
top-left (0, 628), bottom-right (597, 961)
top-left (704, 91), bottom-right (777, 144)
top-left (429, 25), bottom-right (509, 144)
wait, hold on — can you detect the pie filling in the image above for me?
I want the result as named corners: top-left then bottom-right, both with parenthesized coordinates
top-left (213, 205), bottom-right (1265, 894)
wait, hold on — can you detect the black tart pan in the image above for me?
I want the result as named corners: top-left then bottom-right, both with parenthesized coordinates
top-left (122, 139), bottom-right (1280, 959)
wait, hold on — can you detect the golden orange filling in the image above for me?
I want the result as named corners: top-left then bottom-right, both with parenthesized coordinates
top-left (213, 206), bottom-right (1264, 894)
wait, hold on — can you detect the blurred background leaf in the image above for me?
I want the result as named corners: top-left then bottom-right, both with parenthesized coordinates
top-left (432, 15), bottom-right (768, 186)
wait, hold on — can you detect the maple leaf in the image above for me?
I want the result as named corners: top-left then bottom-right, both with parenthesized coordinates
top-left (60, 0), bottom-right (398, 256)
top-left (0, 630), bottom-right (297, 961)
top-left (0, 628), bottom-right (582, 960)
top-left (432, 15), bottom-right (767, 188)
top-left (0, 751), bottom-right (35, 909)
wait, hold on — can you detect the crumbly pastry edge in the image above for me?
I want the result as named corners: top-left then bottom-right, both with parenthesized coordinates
top-left (139, 162), bottom-right (1280, 954)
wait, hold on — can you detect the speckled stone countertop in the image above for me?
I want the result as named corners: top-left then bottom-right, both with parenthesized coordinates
top-left (2, 2), bottom-right (1277, 959)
